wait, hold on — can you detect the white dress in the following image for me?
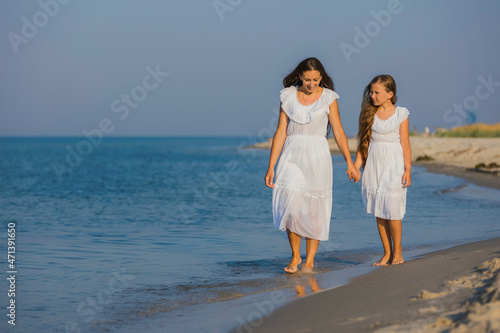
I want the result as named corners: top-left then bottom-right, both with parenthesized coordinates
top-left (272, 86), bottom-right (339, 241)
top-left (362, 106), bottom-right (410, 220)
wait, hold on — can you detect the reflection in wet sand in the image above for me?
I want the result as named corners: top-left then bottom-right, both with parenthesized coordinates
top-left (295, 276), bottom-right (323, 298)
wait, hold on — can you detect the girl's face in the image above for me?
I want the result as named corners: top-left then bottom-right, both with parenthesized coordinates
top-left (299, 70), bottom-right (322, 93)
top-left (370, 82), bottom-right (393, 106)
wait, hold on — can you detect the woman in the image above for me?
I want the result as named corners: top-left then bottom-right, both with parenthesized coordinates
top-left (264, 57), bottom-right (359, 273)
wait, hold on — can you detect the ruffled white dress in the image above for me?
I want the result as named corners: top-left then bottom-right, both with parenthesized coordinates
top-left (362, 107), bottom-right (410, 220)
top-left (272, 86), bottom-right (339, 241)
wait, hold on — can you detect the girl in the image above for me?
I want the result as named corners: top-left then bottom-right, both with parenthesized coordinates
top-left (354, 74), bottom-right (411, 266)
top-left (265, 58), bottom-right (359, 274)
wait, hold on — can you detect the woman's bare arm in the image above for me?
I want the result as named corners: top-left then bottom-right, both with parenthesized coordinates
top-left (265, 107), bottom-right (289, 188)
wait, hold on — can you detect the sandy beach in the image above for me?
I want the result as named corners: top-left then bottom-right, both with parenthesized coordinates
top-left (233, 237), bottom-right (500, 333)
top-left (235, 137), bottom-right (500, 332)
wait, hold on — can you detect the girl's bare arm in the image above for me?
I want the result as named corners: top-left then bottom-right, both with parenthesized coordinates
top-left (400, 118), bottom-right (412, 187)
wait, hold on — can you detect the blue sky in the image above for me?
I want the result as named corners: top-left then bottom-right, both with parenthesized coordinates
top-left (1, 0), bottom-right (499, 137)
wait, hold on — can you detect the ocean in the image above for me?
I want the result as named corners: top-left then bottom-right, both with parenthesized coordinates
top-left (0, 137), bottom-right (499, 333)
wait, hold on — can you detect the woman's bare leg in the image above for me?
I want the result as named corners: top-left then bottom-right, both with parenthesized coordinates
top-left (389, 219), bottom-right (404, 264)
top-left (285, 229), bottom-right (302, 273)
top-left (374, 217), bottom-right (392, 266)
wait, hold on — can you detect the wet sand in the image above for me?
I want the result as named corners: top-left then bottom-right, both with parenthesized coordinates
top-left (233, 237), bottom-right (500, 333)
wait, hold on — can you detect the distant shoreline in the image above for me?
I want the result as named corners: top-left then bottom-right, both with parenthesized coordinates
top-left (248, 136), bottom-right (500, 190)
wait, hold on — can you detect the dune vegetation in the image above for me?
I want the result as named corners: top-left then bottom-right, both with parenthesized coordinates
top-left (435, 123), bottom-right (500, 137)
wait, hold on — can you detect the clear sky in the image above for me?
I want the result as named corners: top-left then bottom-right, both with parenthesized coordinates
top-left (1, 0), bottom-right (499, 137)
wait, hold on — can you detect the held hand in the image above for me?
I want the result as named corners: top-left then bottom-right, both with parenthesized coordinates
top-left (353, 168), bottom-right (361, 183)
top-left (346, 164), bottom-right (361, 183)
top-left (402, 170), bottom-right (411, 187)
top-left (265, 169), bottom-right (275, 188)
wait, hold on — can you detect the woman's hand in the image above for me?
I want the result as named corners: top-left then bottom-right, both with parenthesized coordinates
top-left (346, 164), bottom-right (361, 183)
top-left (265, 169), bottom-right (275, 188)
top-left (402, 170), bottom-right (411, 187)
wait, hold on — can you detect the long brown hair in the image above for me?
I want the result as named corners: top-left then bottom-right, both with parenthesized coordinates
top-left (357, 74), bottom-right (398, 168)
top-left (283, 57), bottom-right (334, 90)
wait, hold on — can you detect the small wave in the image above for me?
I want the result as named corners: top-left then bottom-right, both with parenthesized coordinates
top-left (438, 183), bottom-right (467, 194)
top-left (443, 183), bottom-right (500, 203)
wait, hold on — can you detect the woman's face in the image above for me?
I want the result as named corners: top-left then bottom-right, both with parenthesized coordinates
top-left (370, 82), bottom-right (393, 106)
top-left (299, 70), bottom-right (322, 93)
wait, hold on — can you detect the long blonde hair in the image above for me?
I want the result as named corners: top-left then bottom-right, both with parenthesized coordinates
top-left (357, 74), bottom-right (398, 168)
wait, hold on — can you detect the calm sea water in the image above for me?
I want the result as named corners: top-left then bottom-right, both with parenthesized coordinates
top-left (0, 137), bottom-right (499, 333)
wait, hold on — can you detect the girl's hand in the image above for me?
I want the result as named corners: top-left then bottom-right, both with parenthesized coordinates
top-left (353, 168), bottom-right (361, 183)
top-left (265, 169), bottom-right (275, 188)
top-left (402, 170), bottom-right (411, 187)
top-left (346, 164), bottom-right (361, 183)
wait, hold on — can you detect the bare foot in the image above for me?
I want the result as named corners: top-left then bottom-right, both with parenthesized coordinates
top-left (284, 257), bottom-right (302, 274)
top-left (392, 247), bottom-right (404, 265)
top-left (392, 255), bottom-right (404, 265)
top-left (373, 254), bottom-right (391, 266)
top-left (299, 263), bottom-right (314, 273)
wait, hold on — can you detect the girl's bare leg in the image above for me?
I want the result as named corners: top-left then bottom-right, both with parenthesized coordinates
top-left (374, 217), bottom-right (392, 266)
top-left (389, 219), bottom-right (404, 264)
top-left (301, 238), bottom-right (319, 272)
top-left (285, 229), bottom-right (302, 273)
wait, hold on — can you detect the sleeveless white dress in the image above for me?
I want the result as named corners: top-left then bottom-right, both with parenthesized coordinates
top-left (362, 106), bottom-right (410, 220)
top-left (272, 86), bottom-right (339, 241)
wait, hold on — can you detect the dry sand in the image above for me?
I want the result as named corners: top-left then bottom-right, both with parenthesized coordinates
top-left (251, 136), bottom-right (500, 170)
top-left (233, 238), bottom-right (500, 333)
